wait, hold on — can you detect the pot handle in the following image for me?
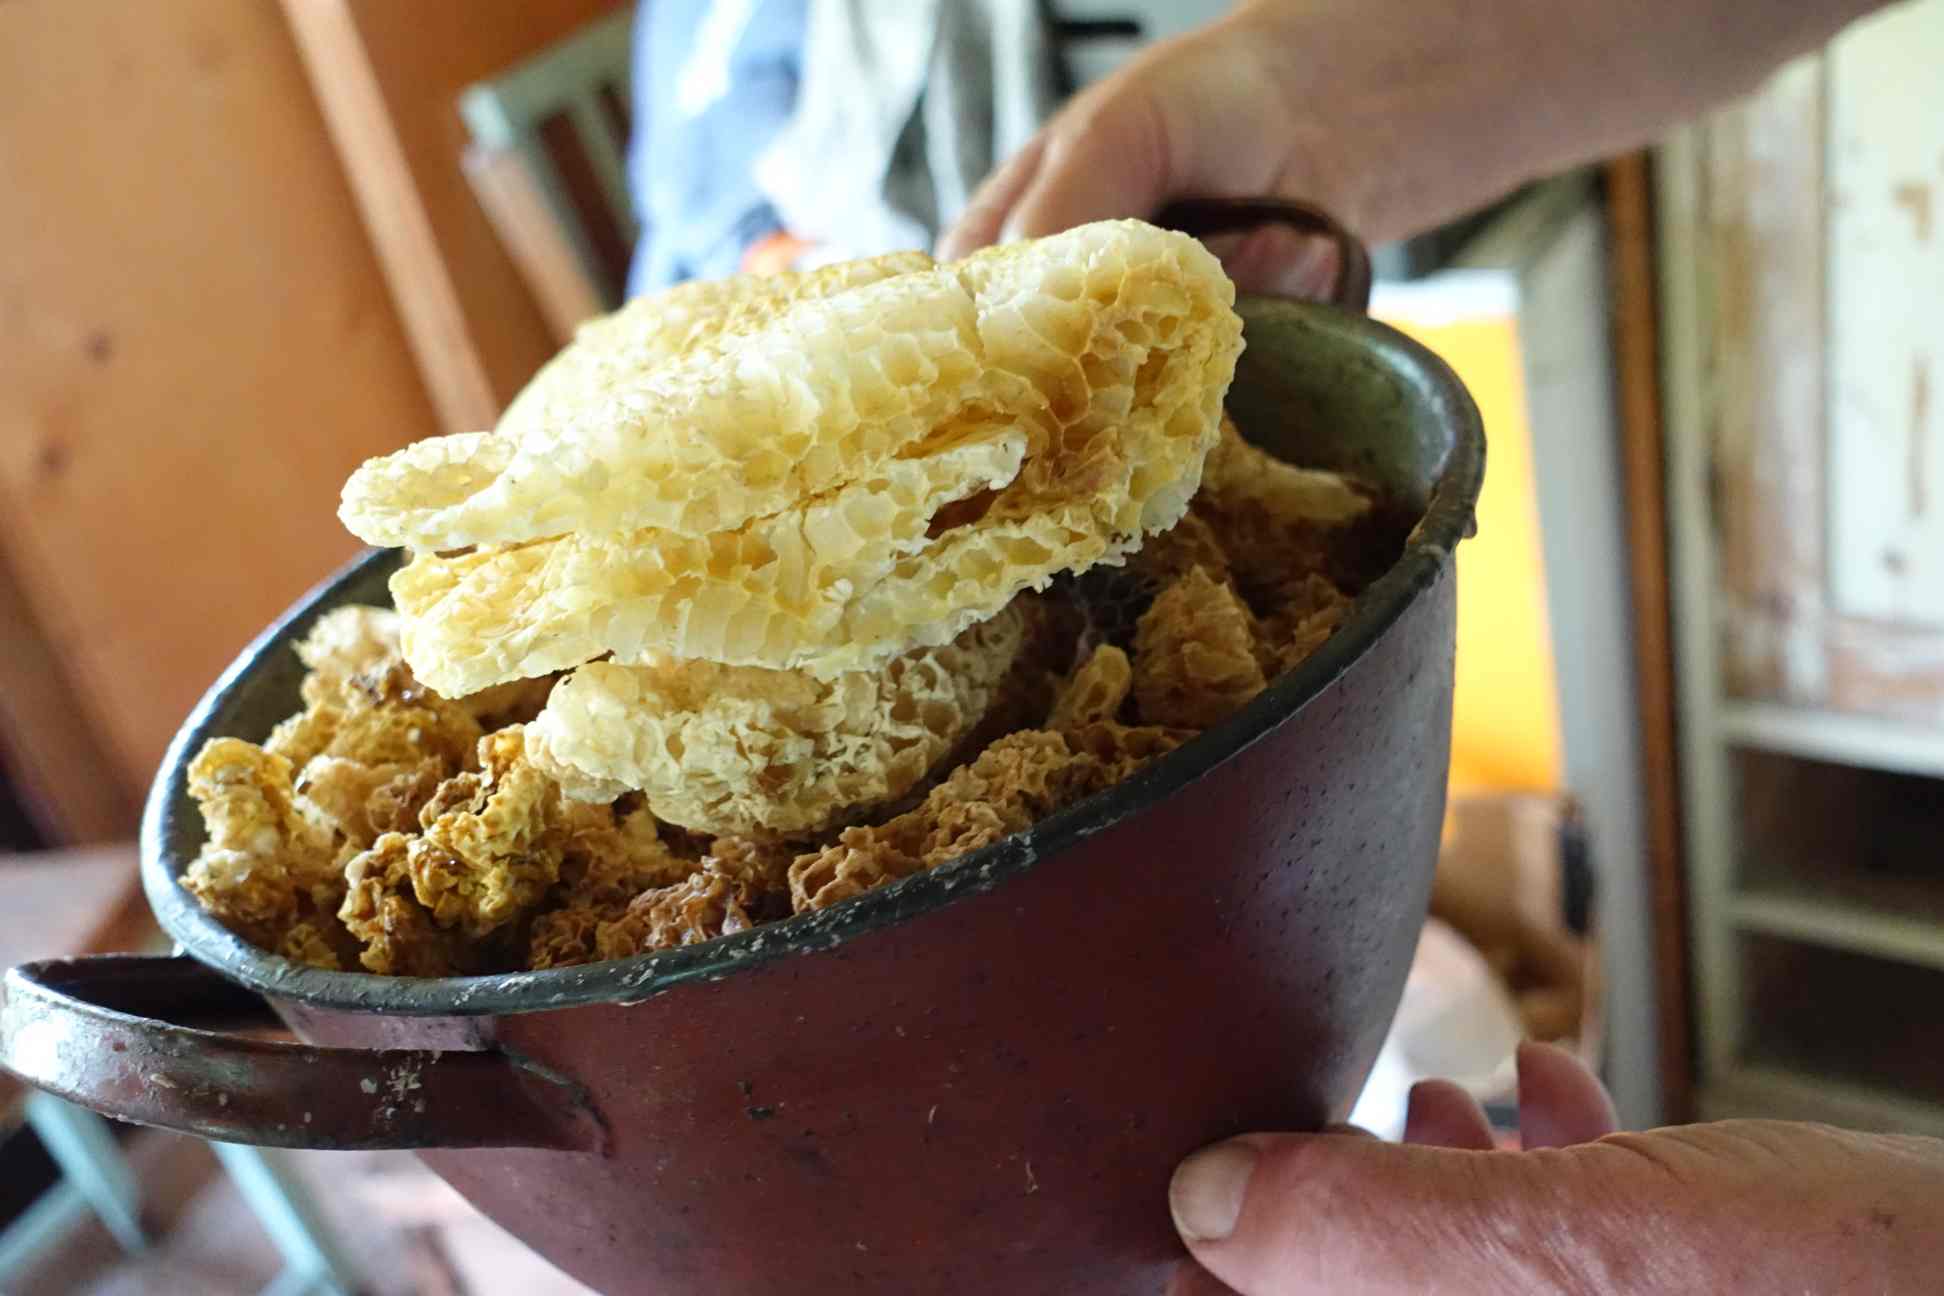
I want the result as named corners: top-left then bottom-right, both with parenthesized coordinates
top-left (1155, 197), bottom-right (1373, 314)
top-left (1, 955), bottom-right (604, 1153)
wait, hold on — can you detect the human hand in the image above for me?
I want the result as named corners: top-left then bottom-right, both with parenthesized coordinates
top-left (1167, 1041), bottom-right (1944, 1294)
top-left (940, 0), bottom-right (1884, 297)
top-left (938, 4), bottom-right (1355, 298)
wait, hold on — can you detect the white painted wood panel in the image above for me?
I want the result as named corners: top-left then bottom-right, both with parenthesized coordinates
top-left (1826, 0), bottom-right (1944, 628)
top-left (1708, 57), bottom-right (1828, 705)
top-left (1660, 123), bottom-right (1748, 1080)
top-left (1721, 699), bottom-right (1944, 777)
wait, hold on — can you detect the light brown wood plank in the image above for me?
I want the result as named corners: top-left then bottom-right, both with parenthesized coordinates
top-left (0, 844), bottom-right (150, 971)
top-left (281, 0), bottom-right (625, 430)
top-left (0, 0), bottom-right (442, 796)
top-left (464, 145), bottom-right (605, 347)
top-left (280, 0), bottom-right (503, 433)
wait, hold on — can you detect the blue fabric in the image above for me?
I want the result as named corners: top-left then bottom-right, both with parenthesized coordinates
top-left (626, 0), bottom-right (808, 297)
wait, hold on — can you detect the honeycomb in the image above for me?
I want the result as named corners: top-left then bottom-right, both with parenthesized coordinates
top-left (389, 428), bottom-right (1029, 696)
top-left (787, 729), bottom-right (1106, 912)
top-left (526, 602), bottom-right (1029, 837)
top-left (183, 223), bottom-right (1409, 978)
top-left (345, 252), bottom-right (934, 550)
top-left (1132, 566), bottom-right (1270, 729)
top-left (343, 220), bottom-right (1242, 694)
top-left (1192, 419), bottom-right (1375, 605)
top-left (179, 738), bottom-right (350, 967)
top-left (1049, 643), bottom-right (1133, 730)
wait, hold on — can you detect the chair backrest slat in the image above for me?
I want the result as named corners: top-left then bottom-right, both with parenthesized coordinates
top-left (566, 89), bottom-right (636, 243)
top-left (458, 8), bottom-right (636, 309)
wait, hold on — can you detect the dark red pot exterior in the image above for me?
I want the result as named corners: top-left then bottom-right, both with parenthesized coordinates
top-left (280, 568), bottom-right (1454, 1296)
top-left (2, 286), bottom-right (1482, 1296)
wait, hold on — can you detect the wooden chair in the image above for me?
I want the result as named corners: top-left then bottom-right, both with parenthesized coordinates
top-left (0, 847), bottom-right (152, 1276)
top-left (0, 847), bottom-right (362, 1296)
top-left (459, 8), bottom-right (636, 329)
top-left (282, 0), bottom-right (634, 433)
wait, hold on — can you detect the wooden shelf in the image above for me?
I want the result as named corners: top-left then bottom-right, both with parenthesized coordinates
top-left (1721, 702), bottom-right (1944, 780)
top-left (1736, 933), bottom-right (1944, 1119)
top-left (1700, 1063), bottom-right (1944, 1139)
top-left (1729, 881), bottom-right (1944, 973)
top-left (1660, 15), bottom-right (1944, 1134)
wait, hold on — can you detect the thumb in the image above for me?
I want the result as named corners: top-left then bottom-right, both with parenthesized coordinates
top-left (991, 71), bottom-right (1174, 247)
top-left (935, 71), bottom-right (1167, 262)
top-left (1169, 1122), bottom-right (1944, 1295)
top-left (1170, 1132), bottom-right (1585, 1295)
top-left (939, 11), bottom-right (1325, 264)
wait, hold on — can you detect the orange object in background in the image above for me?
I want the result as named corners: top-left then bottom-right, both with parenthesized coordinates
top-left (741, 230), bottom-right (815, 276)
top-left (1376, 278), bottom-right (1564, 795)
top-left (1433, 793), bottom-right (1597, 1054)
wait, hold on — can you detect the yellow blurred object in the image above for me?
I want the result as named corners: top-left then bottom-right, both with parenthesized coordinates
top-left (1376, 278), bottom-right (1563, 793)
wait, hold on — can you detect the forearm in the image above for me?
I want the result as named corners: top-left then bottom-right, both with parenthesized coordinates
top-left (1236, 0), bottom-right (1887, 240)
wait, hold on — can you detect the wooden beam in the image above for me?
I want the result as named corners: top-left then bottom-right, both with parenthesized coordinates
top-left (1607, 151), bottom-right (1693, 1123)
top-left (279, 0), bottom-right (504, 434)
top-left (278, 0), bottom-right (624, 431)
top-left (463, 145), bottom-right (604, 346)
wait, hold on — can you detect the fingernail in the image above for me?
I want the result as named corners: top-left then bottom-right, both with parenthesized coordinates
top-left (1169, 1141), bottom-right (1259, 1243)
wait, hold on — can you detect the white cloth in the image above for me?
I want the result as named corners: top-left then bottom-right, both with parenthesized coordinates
top-left (755, 0), bottom-right (1062, 261)
top-left (1347, 918), bottom-right (1526, 1141)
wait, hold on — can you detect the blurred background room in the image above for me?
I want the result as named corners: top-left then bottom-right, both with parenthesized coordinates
top-left (1, 1), bottom-right (1940, 1291)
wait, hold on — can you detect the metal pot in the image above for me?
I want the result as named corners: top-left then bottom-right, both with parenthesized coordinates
top-left (2, 205), bottom-right (1482, 1296)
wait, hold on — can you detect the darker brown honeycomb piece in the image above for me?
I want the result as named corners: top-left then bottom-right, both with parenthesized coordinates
top-left (1132, 566), bottom-right (1269, 730)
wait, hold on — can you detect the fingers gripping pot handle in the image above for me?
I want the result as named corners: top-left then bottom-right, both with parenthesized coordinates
top-left (0, 955), bottom-right (605, 1152)
top-left (1156, 197), bottom-right (1374, 314)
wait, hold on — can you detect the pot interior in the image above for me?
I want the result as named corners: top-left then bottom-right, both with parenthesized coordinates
top-left (139, 296), bottom-right (1484, 1018)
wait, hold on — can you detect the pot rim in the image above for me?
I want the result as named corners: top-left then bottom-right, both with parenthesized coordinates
top-left (140, 300), bottom-right (1484, 1018)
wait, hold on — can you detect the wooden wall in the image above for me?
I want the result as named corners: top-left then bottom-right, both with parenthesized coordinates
top-left (281, 0), bottom-right (624, 434)
top-left (1664, 0), bottom-right (1944, 1135)
top-left (1705, 1), bottom-right (1944, 726)
top-left (0, 0), bottom-right (443, 838)
top-left (1825, 7), bottom-right (1944, 634)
